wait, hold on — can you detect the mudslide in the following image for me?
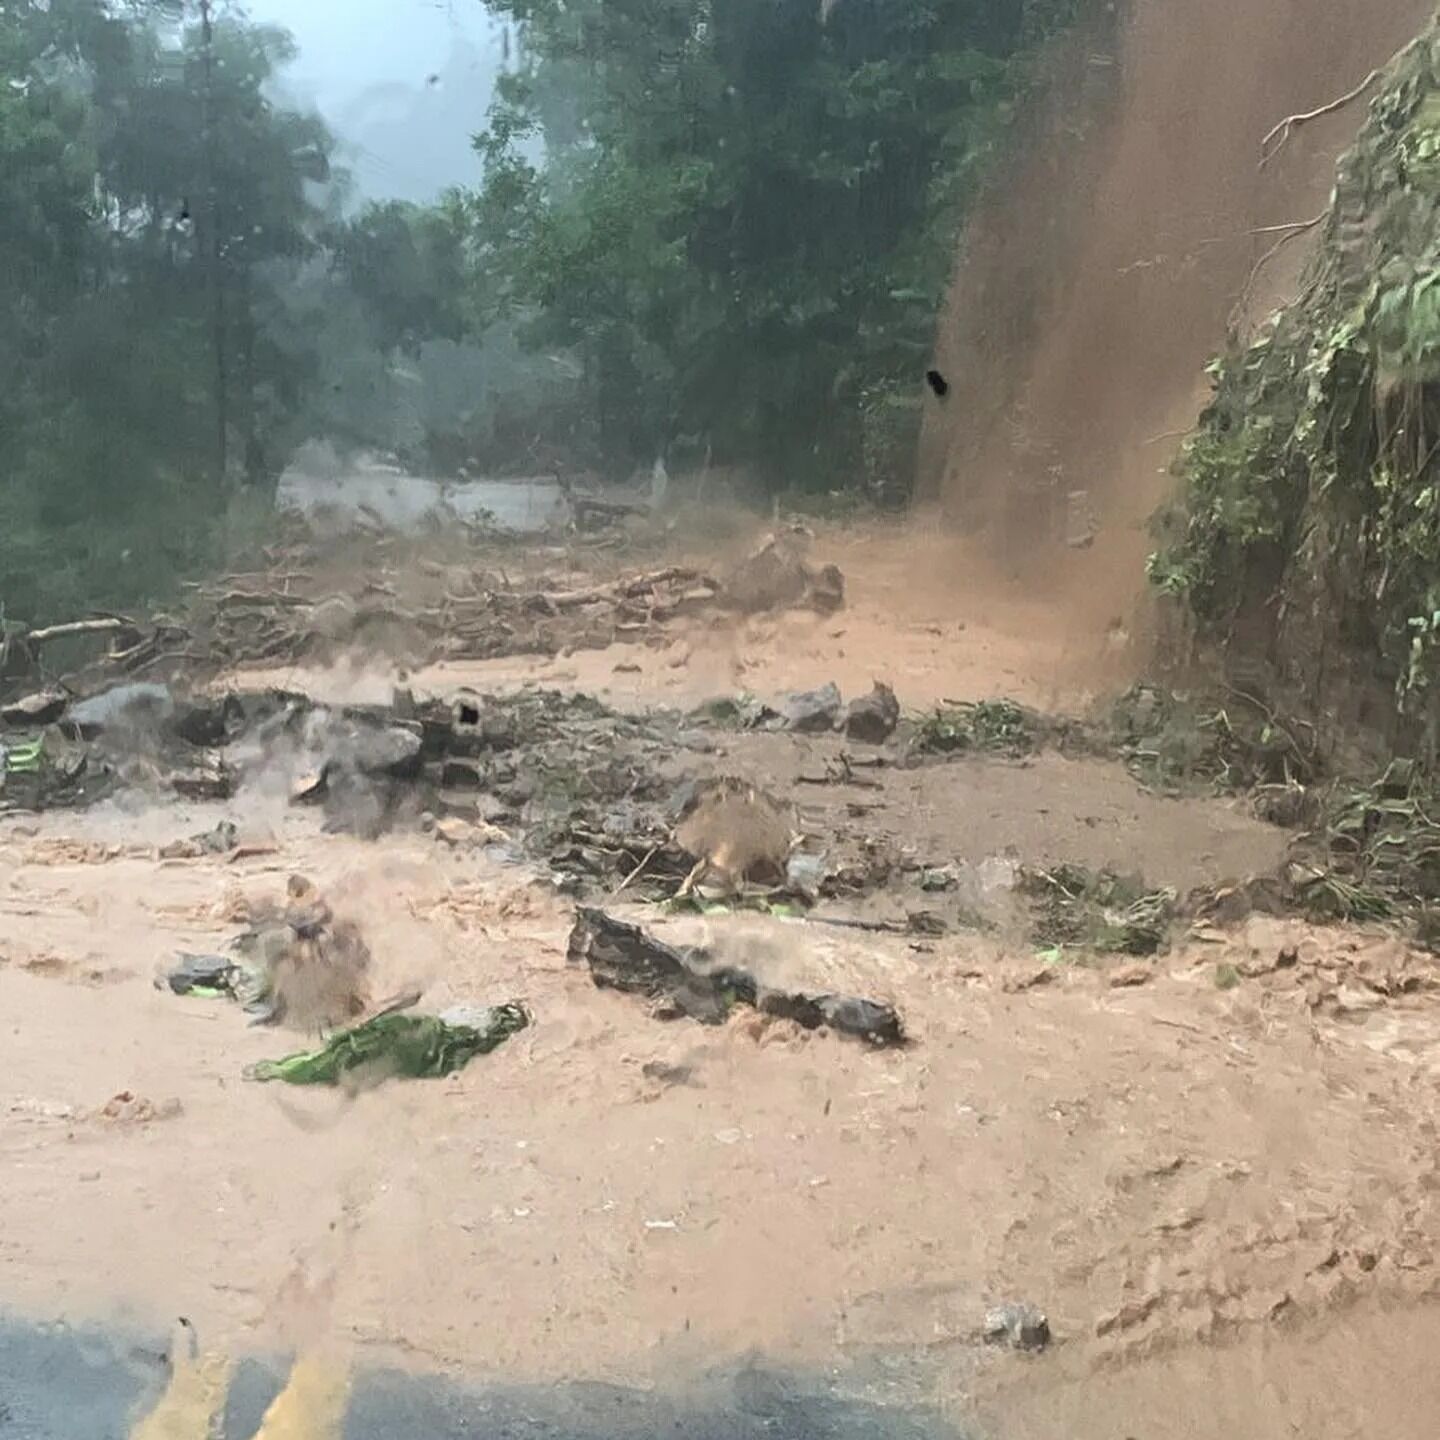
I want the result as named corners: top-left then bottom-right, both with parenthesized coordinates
top-left (921, 0), bottom-right (1434, 622)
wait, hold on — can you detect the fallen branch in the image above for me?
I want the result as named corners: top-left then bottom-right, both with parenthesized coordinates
top-left (613, 842), bottom-right (662, 896)
top-left (539, 566), bottom-right (710, 610)
top-left (1231, 213), bottom-right (1327, 327)
top-left (1250, 216), bottom-right (1329, 238)
top-left (212, 590), bottom-right (312, 609)
top-left (25, 617), bottom-right (134, 646)
top-left (1260, 69), bottom-right (1382, 167)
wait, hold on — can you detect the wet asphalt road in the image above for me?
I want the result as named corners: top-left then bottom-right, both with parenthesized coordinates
top-left (0, 1316), bottom-right (965, 1440)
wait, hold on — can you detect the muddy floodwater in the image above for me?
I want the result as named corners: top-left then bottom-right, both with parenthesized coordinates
top-left (4, 523), bottom-right (1440, 1440)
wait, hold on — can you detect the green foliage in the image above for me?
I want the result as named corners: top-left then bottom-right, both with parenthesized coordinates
top-left (912, 698), bottom-right (1040, 756)
top-left (1155, 22), bottom-right (1440, 728)
top-left (1020, 863), bottom-right (1175, 956)
top-left (250, 1007), bottom-right (531, 1085)
top-left (467, 0), bottom-right (1080, 489)
top-left (0, 1), bottom-right (342, 623)
top-left (327, 199), bottom-right (469, 356)
top-left (1294, 761), bottom-right (1440, 923)
top-left (1108, 684), bottom-right (1318, 795)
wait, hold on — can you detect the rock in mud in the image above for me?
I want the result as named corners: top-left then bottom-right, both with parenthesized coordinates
top-left (161, 952), bottom-right (241, 997)
top-left (429, 815), bottom-right (507, 849)
top-left (0, 688), bottom-right (68, 727)
top-left (675, 777), bottom-right (794, 889)
top-left (724, 532), bottom-right (846, 615)
top-left (843, 682), bottom-right (899, 744)
top-left (1107, 962), bottom-right (1154, 988)
top-left (725, 535), bottom-right (813, 613)
top-left (168, 753), bottom-right (238, 801)
top-left (98, 1091), bottom-right (183, 1125)
top-left (349, 722), bottom-right (423, 779)
top-left (69, 682), bottom-right (174, 736)
top-left (806, 562), bottom-right (845, 614)
top-left (222, 875), bottom-right (372, 1029)
top-left (983, 1301), bottom-right (1051, 1352)
top-left (780, 682), bottom-right (842, 734)
top-left (168, 692), bottom-right (245, 748)
top-left (567, 907), bottom-right (904, 1045)
top-left (158, 819), bottom-right (238, 860)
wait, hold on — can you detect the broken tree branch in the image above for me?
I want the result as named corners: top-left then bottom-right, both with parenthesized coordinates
top-left (25, 617), bottom-right (134, 646)
top-left (1260, 69), bottom-right (1382, 168)
top-left (1231, 212), bottom-right (1328, 328)
top-left (1250, 216), bottom-right (1329, 238)
top-left (538, 566), bottom-right (712, 611)
top-left (613, 842), bottom-right (662, 897)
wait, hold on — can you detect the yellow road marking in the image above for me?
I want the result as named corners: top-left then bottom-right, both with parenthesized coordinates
top-left (129, 1350), bottom-right (231, 1440)
top-left (251, 1352), bottom-right (352, 1439)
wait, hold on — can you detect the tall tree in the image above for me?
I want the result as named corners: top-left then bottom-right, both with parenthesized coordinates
top-left (468, 0), bottom-right (1075, 490)
top-left (0, 0), bottom-right (337, 619)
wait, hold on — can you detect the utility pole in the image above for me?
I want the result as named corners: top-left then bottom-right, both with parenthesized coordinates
top-left (198, 0), bottom-right (229, 483)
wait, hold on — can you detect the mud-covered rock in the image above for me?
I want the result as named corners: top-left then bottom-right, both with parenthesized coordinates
top-left (983, 1301), bottom-right (1051, 1351)
top-left (0, 689), bottom-right (68, 727)
top-left (168, 693), bottom-right (245, 749)
top-left (675, 777), bottom-right (793, 889)
top-left (567, 907), bottom-right (904, 1045)
top-left (781, 682), bottom-right (842, 733)
top-left (724, 533), bottom-right (846, 615)
top-left (349, 723), bottom-right (423, 779)
top-left (69, 682), bottom-right (173, 736)
top-left (843, 681), bottom-right (899, 744)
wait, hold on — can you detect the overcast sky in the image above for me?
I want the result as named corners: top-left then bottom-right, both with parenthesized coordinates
top-left (241, 0), bottom-right (503, 203)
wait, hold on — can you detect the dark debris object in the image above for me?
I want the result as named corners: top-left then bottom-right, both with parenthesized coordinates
top-left (567, 907), bottom-right (904, 1046)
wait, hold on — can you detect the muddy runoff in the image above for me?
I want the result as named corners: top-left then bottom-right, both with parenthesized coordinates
top-left (4, 549), bottom-right (1440, 1438)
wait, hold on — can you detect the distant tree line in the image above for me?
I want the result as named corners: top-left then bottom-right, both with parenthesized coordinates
top-left (1, 0), bottom-right (1078, 621)
top-left (461, 0), bottom-right (1083, 494)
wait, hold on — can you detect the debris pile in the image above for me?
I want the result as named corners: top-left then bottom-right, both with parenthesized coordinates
top-left (1107, 684), bottom-right (1319, 799)
top-left (1288, 762), bottom-right (1440, 925)
top-left (190, 563), bottom-right (727, 670)
top-left (910, 699), bottom-right (1044, 758)
top-left (163, 874), bottom-right (372, 1029)
top-left (1020, 864), bottom-right (1176, 956)
top-left (723, 531), bottom-right (845, 615)
top-left (567, 907), bottom-right (904, 1045)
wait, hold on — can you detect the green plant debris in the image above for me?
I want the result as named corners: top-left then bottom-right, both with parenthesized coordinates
top-left (1289, 760), bottom-right (1440, 923)
top-left (662, 891), bottom-right (806, 920)
top-left (912, 699), bottom-right (1040, 757)
top-left (1153, 22), bottom-right (1440, 735)
top-left (1019, 864), bottom-right (1176, 955)
top-left (686, 695), bottom-right (758, 730)
top-left (248, 1007), bottom-right (530, 1086)
top-left (2, 736), bottom-right (44, 776)
top-left (1108, 684), bottom-right (1319, 796)
top-left (1214, 963), bottom-right (1241, 991)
